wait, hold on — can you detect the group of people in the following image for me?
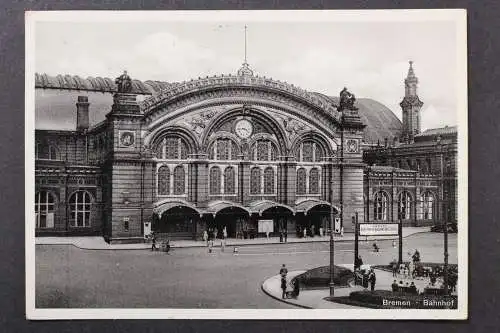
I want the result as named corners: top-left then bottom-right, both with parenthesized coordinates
top-left (280, 264), bottom-right (300, 299)
top-left (203, 227), bottom-right (228, 245)
top-left (353, 255), bottom-right (377, 291)
top-left (150, 232), bottom-right (170, 253)
top-left (392, 280), bottom-right (419, 294)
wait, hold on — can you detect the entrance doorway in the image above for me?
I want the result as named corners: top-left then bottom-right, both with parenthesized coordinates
top-left (208, 207), bottom-right (249, 239)
top-left (154, 206), bottom-right (198, 239)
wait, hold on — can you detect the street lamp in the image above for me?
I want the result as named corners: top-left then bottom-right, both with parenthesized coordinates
top-left (329, 155), bottom-right (336, 297)
top-left (439, 141), bottom-right (449, 295)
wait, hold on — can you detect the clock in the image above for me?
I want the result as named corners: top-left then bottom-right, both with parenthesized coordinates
top-left (235, 119), bottom-right (253, 139)
top-left (346, 139), bottom-right (358, 153)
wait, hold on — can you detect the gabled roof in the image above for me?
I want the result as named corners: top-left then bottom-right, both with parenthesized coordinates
top-left (416, 125), bottom-right (457, 138)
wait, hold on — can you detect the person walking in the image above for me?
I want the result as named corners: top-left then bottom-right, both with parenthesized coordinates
top-left (303, 227), bottom-right (307, 238)
top-left (369, 269), bottom-right (377, 291)
top-left (281, 275), bottom-right (287, 299)
top-left (292, 279), bottom-right (300, 299)
top-left (203, 230), bottom-right (208, 246)
top-left (319, 227), bottom-right (324, 237)
top-left (223, 226), bottom-right (227, 240)
top-left (284, 229), bottom-right (288, 243)
top-left (311, 225), bottom-right (315, 237)
top-left (151, 232), bottom-right (157, 251)
top-left (279, 264), bottom-right (288, 277)
top-left (340, 226), bottom-right (344, 237)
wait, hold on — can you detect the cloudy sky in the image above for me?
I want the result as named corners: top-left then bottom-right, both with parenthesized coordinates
top-left (34, 11), bottom-right (463, 130)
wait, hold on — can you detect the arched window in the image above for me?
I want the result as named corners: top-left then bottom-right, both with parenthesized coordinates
top-left (250, 167), bottom-right (261, 194)
top-left (157, 166), bottom-right (170, 195)
top-left (156, 136), bottom-right (188, 160)
top-left (295, 141), bottom-right (325, 162)
top-left (173, 165), bottom-right (185, 195)
top-left (251, 139), bottom-right (277, 161)
top-left (420, 192), bottom-right (434, 220)
top-left (374, 191), bottom-right (389, 221)
top-left (35, 191), bottom-right (55, 228)
top-left (224, 167), bottom-right (235, 194)
top-left (296, 168), bottom-right (307, 195)
top-left (426, 158), bottom-right (432, 173)
top-left (210, 139), bottom-right (239, 160)
top-left (309, 168), bottom-right (320, 194)
top-left (209, 166), bottom-right (221, 195)
top-left (36, 143), bottom-right (58, 160)
top-left (263, 167), bottom-right (274, 194)
top-left (398, 191), bottom-right (412, 220)
top-left (69, 191), bottom-right (92, 227)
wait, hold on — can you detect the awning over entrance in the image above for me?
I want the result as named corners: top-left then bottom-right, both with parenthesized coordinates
top-left (249, 200), bottom-right (295, 216)
top-left (295, 199), bottom-right (336, 215)
top-left (205, 200), bottom-right (251, 216)
top-left (153, 199), bottom-right (203, 217)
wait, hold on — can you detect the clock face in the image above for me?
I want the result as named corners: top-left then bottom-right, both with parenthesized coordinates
top-left (235, 119), bottom-right (253, 139)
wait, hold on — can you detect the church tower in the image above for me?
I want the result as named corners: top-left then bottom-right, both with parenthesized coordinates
top-left (400, 61), bottom-right (424, 143)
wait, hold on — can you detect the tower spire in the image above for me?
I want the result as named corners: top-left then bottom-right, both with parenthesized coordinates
top-left (237, 25), bottom-right (254, 76)
top-left (400, 60), bottom-right (423, 143)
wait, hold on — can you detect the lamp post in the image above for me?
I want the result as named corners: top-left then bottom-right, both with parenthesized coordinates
top-left (329, 155), bottom-right (336, 297)
top-left (439, 142), bottom-right (449, 295)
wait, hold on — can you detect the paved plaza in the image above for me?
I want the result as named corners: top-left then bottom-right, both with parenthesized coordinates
top-left (35, 232), bottom-right (458, 308)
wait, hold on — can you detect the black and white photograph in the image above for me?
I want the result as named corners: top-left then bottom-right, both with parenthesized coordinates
top-left (26, 10), bottom-right (467, 319)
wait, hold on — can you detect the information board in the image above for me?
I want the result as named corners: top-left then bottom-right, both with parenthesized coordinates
top-left (258, 219), bottom-right (274, 233)
top-left (359, 223), bottom-right (399, 236)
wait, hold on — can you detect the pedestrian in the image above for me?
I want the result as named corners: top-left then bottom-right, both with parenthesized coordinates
top-left (214, 228), bottom-right (219, 240)
top-left (354, 255), bottom-right (363, 271)
top-left (279, 264), bottom-right (288, 278)
top-left (319, 227), bottom-right (323, 237)
top-left (391, 260), bottom-right (398, 277)
top-left (340, 226), bottom-right (344, 237)
top-left (292, 279), bottom-right (300, 299)
top-left (372, 242), bottom-right (379, 252)
top-left (203, 230), bottom-right (208, 245)
top-left (151, 232), bottom-right (157, 251)
top-left (223, 226), bottom-right (227, 240)
top-left (369, 269), bottom-right (376, 291)
top-left (266, 230), bottom-right (270, 239)
top-left (412, 249), bottom-right (421, 263)
top-left (281, 276), bottom-right (287, 299)
top-left (409, 260), bottom-right (415, 279)
top-left (311, 225), bottom-right (315, 237)
top-left (284, 229), bottom-right (288, 243)
top-left (279, 230), bottom-right (283, 243)
top-left (303, 227), bottom-right (307, 238)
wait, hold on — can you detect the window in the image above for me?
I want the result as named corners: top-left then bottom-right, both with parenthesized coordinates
top-left (36, 143), bottom-right (58, 160)
top-left (156, 136), bottom-right (188, 160)
top-left (224, 167), bottom-right (235, 194)
top-left (426, 159), bottom-right (432, 173)
top-left (398, 191), bottom-right (412, 220)
top-left (374, 191), bottom-right (389, 221)
top-left (210, 166), bottom-right (221, 195)
top-left (173, 165), bottom-right (185, 195)
top-left (35, 191), bottom-right (55, 228)
top-left (209, 139), bottom-right (239, 160)
top-left (263, 167), bottom-right (274, 194)
top-left (69, 191), bottom-right (92, 227)
top-left (251, 140), bottom-right (277, 161)
top-left (250, 167), bottom-right (261, 194)
top-left (420, 192), bottom-right (434, 220)
top-left (157, 166), bottom-right (170, 195)
top-left (309, 168), bottom-right (320, 194)
top-left (296, 168), bottom-right (307, 195)
top-left (295, 141), bottom-right (325, 162)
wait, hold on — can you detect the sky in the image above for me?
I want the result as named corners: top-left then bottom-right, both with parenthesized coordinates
top-left (34, 13), bottom-right (462, 130)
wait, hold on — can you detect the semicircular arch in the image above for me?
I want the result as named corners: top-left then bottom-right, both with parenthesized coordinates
top-left (147, 125), bottom-right (200, 156)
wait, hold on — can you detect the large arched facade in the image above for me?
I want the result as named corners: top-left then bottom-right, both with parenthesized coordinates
top-left (87, 70), bottom-right (366, 242)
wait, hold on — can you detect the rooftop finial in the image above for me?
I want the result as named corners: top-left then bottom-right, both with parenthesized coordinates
top-left (244, 25), bottom-right (247, 64)
top-left (407, 60), bottom-right (416, 79)
top-left (237, 25), bottom-right (254, 76)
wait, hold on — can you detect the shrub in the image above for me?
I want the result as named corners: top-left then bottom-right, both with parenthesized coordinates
top-left (294, 265), bottom-right (353, 289)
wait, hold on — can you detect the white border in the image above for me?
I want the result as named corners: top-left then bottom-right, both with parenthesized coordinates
top-left (26, 9), bottom-right (468, 320)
